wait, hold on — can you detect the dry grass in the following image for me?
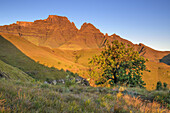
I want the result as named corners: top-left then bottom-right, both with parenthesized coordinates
top-left (0, 93), bottom-right (10, 113)
top-left (0, 79), bottom-right (169, 113)
top-left (121, 94), bottom-right (169, 113)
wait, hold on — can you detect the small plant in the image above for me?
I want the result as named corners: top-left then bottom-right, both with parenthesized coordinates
top-left (75, 55), bottom-right (81, 63)
top-left (156, 81), bottom-right (168, 90)
top-left (65, 75), bottom-right (76, 87)
top-left (163, 82), bottom-right (168, 90)
top-left (156, 81), bottom-right (163, 90)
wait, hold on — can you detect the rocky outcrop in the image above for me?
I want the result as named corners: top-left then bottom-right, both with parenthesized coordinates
top-left (16, 21), bottom-right (33, 27)
top-left (0, 15), bottom-right (78, 48)
top-left (59, 22), bottom-right (105, 49)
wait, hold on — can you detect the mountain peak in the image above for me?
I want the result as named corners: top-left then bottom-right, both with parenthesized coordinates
top-left (45, 15), bottom-right (69, 23)
top-left (111, 33), bottom-right (119, 37)
top-left (139, 43), bottom-right (146, 47)
top-left (47, 15), bottom-right (67, 19)
top-left (79, 22), bottom-right (101, 33)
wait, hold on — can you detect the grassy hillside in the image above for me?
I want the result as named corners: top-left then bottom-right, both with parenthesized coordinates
top-left (0, 59), bottom-right (33, 81)
top-left (0, 33), bottom-right (85, 71)
top-left (51, 49), bottom-right (170, 90)
top-left (141, 62), bottom-right (170, 90)
top-left (1, 33), bottom-right (170, 90)
top-left (0, 35), bottom-right (74, 81)
top-left (0, 79), bottom-right (169, 112)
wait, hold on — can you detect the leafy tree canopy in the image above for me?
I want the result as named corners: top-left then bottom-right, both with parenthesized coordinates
top-left (89, 40), bottom-right (149, 88)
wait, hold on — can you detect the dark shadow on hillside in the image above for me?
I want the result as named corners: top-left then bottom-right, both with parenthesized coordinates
top-left (0, 35), bottom-right (76, 81)
top-left (160, 54), bottom-right (170, 65)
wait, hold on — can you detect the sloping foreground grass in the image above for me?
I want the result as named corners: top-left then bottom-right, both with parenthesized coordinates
top-left (0, 79), bottom-right (169, 113)
top-left (0, 59), bottom-right (33, 81)
top-left (0, 35), bottom-right (72, 81)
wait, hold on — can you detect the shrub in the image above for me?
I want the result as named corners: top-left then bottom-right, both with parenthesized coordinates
top-left (163, 82), bottom-right (168, 89)
top-left (65, 75), bottom-right (76, 87)
top-left (156, 81), bottom-right (163, 90)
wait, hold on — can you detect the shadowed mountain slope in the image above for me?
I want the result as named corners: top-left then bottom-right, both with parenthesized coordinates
top-left (160, 54), bottom-right (170, 65)
top-left (0, 59), bottom-right (33, 81)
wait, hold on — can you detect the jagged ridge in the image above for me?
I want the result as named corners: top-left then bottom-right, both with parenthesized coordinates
top-left (0, 15), bottom-right (170, 63)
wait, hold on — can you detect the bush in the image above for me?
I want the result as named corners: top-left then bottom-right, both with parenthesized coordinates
top-left (163, 82), bottom-right (168, 89)
top-left (156, 81), bottom-right (163, 90)
top-left (156, 81), bottom-right (168, 90)
top-left (65, 75), bottom-right (76, 87)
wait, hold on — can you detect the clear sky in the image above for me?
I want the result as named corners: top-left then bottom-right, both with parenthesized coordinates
top-left (0, 0), bottom-right (170, 51)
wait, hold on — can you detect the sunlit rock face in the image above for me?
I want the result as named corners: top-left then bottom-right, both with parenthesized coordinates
top-left (16, 21), bottom-right (33, 27)
top-left (0, 15), bottom-right (78, 48)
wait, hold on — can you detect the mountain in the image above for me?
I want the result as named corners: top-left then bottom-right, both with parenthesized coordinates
top-left (0, 15), bottom-right (170, 89)
top-left (0, 15), bottom-right (169, 62)
top-left (0, 15), bottom-right (78, 48)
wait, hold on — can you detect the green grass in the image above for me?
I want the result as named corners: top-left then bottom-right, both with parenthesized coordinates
top-left (0, 59), bottom-right (33, 81)
top-left (0, 79), bottom-right (169, 113)
top-left (0, 35), bottom-right (75, 81)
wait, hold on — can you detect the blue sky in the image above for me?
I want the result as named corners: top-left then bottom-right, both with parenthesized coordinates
top-left (0, 0), bottom-right (170, 51)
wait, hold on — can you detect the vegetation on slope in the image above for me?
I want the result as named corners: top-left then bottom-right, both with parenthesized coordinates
top-left (1, 33), bottom-right (170, 90)
top-left (0, 33), bottom-right (85, 71)
top-left (0, 35), bottom-right (75, 81)
top-left (0, 79), bottom-right (169, 112)
top-left (0, 59), bottom-right (33, 81)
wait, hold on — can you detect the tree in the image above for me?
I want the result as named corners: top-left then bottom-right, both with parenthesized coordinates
top-left (89, 40), bottom-right (149, 88)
